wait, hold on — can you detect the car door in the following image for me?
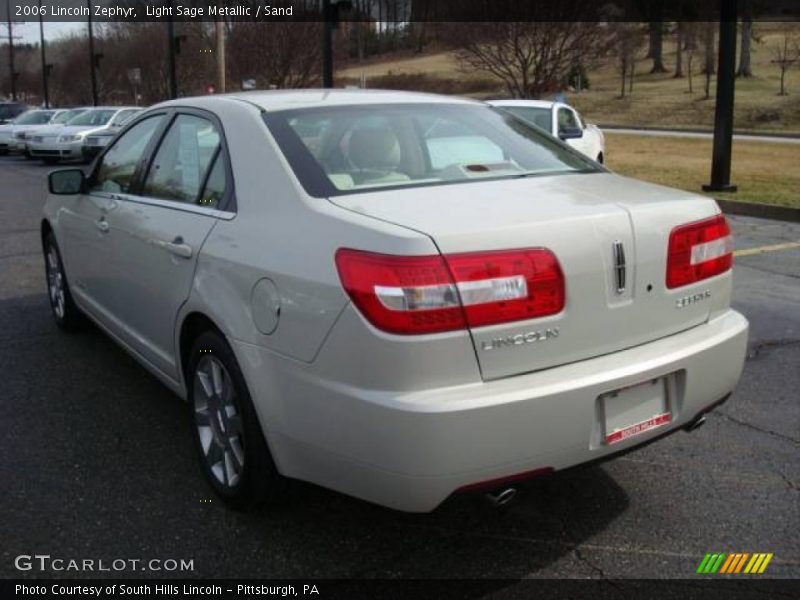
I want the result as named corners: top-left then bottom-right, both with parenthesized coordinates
top-left (57, 114), bottom-right (166, 324)
top-left (108, 110), bottom-right (233, 379)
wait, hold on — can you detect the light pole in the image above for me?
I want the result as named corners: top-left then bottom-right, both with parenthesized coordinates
top-left (703, 2), bottom-right (738, 193)
top-left (87, 0), bottom-right (98, 105)
top-left (38, 0), bottom-right (48, 107)
top-left (5, 0), bottom-right (16, 101)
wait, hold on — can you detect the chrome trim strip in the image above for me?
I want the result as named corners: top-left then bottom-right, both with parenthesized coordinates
top-left (89, 191), bottom-right (235, 220)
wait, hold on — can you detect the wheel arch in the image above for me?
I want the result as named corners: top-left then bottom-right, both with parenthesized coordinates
top-left (178, 311), bottom-right (226, 385)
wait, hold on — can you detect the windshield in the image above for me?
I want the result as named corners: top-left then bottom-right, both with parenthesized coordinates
top-left (52, 109), bottom-right (86, 124)
top-left (67, 109), bottom-right (116, 127)
top-left (15, 110), bottom-right (55, 125)
top-left (498, 106), bottom-right (552, 133)
top-left (264, 104), bottom-right (599, 197)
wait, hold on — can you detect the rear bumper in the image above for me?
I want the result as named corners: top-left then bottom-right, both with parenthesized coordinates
top-left (234, 309), bottom-right (748, 512)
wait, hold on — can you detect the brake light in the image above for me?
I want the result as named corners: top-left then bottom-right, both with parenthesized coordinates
top-left (335, 248), bottom-right (565, 335)
top-left (666, 214), bottom-right (733, 289)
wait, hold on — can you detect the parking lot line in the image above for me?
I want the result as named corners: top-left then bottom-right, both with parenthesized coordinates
top-left (734, 241), bottom-right (800, 257)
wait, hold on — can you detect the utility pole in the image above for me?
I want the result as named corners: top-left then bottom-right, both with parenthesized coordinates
top-left (5, 0), bottom-right (16, 100)
top-left (38, 0), bottom-right (48, 107)
top-left (87, 0), bottom-right (98, 105)
top-left (167, 18), bottom-right (178, 99)
top-left (322, 0), bottom-right (333, 88)
top-left (703, 2), bottom-right (738, 193)
top-left (215, 20), bottom-right (225, 93)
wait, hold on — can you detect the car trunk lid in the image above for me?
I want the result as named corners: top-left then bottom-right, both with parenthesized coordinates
top-left (330, 173), bottom-right (728, 380)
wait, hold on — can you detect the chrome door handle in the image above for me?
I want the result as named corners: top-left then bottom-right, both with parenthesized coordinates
top-left (164, 241), bottom-right (193, 259)
top-left (149, 237), bottom-right (193, 259)
top-left (96, 219), bottom-right (109, 233)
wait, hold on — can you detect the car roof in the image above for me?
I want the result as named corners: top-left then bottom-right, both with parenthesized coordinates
top-left (154, 89), bottom-right (480, 112)
top-left (486, 99), bottom-right (556, 109)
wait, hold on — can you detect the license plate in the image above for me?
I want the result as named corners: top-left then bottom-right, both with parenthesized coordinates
top-left (601, 377), bottom-right (671, 445)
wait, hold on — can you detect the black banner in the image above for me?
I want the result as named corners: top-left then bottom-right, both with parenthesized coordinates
top-left (1, 0), bottom-right (800, 23)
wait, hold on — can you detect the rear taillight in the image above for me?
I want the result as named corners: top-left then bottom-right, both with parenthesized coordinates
top-left (335, 248), bottom-right (565, 335)
top-left (666, 214), bottom-right (733, 289)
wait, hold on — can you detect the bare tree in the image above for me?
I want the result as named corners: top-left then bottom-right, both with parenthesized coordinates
top-left (673, 22), bottom-right (684, 78)
top-left (737, 0), bottom-right (754, 77)
top-left (648, 21), bottom-right (668, 73)
top-left (703, 22), bottom-right (716, 99)
top-left (772, 33), bottom-right (799, 96)
top-left (449, 21), bottom-right (612, 99)
top-left (611, 22), bottom-right (646, 98)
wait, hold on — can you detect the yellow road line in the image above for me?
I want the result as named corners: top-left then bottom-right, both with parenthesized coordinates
top-left (734, 241), bottom-right (800, 257)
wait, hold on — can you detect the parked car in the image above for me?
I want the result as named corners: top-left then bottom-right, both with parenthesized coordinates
top-left (488, 99), bottom-right (606, 163)
top-left (41, 90), bottom-right (748, 512)
top-left (4, 108), bottom-right (87, 155)
top-left (28, 106), bottom-right (138, 163)
top-left (82, 108), bottom-right (143, 160)
top-left (17, 108), bottom-right (89, 157)
top-left (0, 109), bottom-right (57, 154)
top-left (0, 101), bottom-right (29, 125)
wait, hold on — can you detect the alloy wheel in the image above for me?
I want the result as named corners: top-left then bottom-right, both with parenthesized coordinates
top-left (193, 355), bottom-right (245, 488)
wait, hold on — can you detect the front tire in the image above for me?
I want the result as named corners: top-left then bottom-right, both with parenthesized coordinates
top-left (187, 330), bottom-right (284, 510)
top-left (44, 232), bottom-right (84, 331)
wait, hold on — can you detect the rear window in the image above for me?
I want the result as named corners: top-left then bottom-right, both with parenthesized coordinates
top-left (264, 103), bottom-right (600, 197)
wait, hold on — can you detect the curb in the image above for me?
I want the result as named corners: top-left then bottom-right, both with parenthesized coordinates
top-left (599, 124), bottom-right (800, 141)
top-left (716, 199), bottom-right (800, 223)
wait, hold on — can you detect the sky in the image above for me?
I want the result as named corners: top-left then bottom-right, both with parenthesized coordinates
top-left (8, 21), bottom-right (85, 44)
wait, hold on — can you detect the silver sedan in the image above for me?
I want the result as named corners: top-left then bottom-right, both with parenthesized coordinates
top-left (41, 90), bottom-right (748, 512)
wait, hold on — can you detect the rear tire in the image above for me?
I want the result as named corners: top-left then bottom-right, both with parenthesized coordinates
top-left (187, 330), bottom-right (285, 510)
top-left (43, 232), bottom-right (84, 331)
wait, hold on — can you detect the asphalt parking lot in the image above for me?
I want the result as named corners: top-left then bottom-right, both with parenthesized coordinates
top-left (1, 154), bottom-right (798, 583)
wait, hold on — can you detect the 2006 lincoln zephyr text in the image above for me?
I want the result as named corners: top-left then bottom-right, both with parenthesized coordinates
top-left (41, 90), bottom-right (748, 512)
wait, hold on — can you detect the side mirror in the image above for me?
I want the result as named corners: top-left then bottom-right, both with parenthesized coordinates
top-left (48, 169), bottom-right (85, 195)
top-left (559, 127), bottom-right (584, 140)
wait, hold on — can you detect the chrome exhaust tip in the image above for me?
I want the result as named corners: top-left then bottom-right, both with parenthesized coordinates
top-left (485, 487), bottom-right (518, 508)
top-left (684, 414), bottom-right (707, 433)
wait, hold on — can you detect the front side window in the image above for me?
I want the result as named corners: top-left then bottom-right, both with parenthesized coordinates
top-left (265, 104), bottom-right (598, 197)
top-left (90, 116), bottom-right (164, 194)
top-left (142, 114), bottom-right (224, 205)
top-left (557, 108), bottom-right (580, 133)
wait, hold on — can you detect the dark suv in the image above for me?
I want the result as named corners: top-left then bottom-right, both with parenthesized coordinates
top-left (0, 102), bottom-right (30, 125)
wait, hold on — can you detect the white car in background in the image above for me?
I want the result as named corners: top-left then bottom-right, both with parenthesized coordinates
top-left (0, 109), bottom-right (58, 154)
top-left (488, 99), bottom-right (606, 163)
top-left (28, 106), bottom-right (139, 163)
top-left (17, 108), bottom-right (89, 157)
top-left (82, 108), bottom-right (143, 160)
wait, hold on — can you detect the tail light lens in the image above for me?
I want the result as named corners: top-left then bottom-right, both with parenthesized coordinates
top-left (667, 214), bottom-right (733, 289)
top-left (335, 248), bottom-right (565, 335)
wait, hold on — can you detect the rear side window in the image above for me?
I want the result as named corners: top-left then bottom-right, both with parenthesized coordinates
top-left (142, 114), bottom-right (225, 205)
top-left (90, 115), bottom-right (164, 194)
